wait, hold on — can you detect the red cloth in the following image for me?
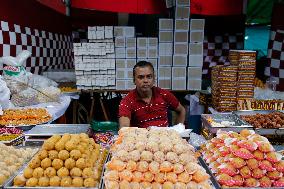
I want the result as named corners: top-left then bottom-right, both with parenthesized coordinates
top-left (119, 87), bottom-right (179, 128)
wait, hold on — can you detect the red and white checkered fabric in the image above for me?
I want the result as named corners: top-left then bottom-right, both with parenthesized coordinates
top-left (265, 29), bottom-right (284, 91)
top-left (202, 33), bottom-right (244, 79)
top-left (0, 20), bottom-right (73, 74)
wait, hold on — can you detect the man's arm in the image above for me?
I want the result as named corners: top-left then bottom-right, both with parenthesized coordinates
top-left (174, 103), bottom-right (186, 124)
top-left (119, 116), bottom-right (131, 129)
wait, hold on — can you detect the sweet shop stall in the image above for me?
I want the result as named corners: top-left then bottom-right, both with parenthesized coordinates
top-left (0, 0), bottom-right (284, 189)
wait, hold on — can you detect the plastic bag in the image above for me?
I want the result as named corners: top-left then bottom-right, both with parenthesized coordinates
top-left (36, 86), bottom-right (61, 103)
top-left (0, 50), bottom-right (32, 94)
top-left (0, 76), bottom-right (12, 109)
top-left (189, 132), bottom-right (207, 148)
top-left (28, 74), bottom-right (58, 88)
top-left (11, 88), bottom-right (38, 107)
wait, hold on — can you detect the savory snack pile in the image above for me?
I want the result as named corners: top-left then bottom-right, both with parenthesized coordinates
top-left (104, 127), bottom-right (212, 189)
top-left (0, 143), bottom-right (38, 185)
top-left (13, 133), bottom-right (107, 187)
top-left (0, 108), bottom-right (52, 126)
top-left (201, 129), bottom-right (284, 187)
top-left (240, 112), bottom-right (284, 128)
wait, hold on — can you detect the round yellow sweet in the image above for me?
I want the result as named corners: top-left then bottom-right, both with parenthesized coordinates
top-left (84, 178), bottom-right (97, 187)
top-left (60, 176), bottom-right (72, 187)
top-left (52, 159), bottom-right (63, 170)
top-left (64, 158), bottom-right (76, 170)
top-left (13, 175), bottom-right (26, 186)
top-left (70, 167), bottom-right (82, 177)
top-left (58, 150), bottom-right (70, 160)
top-left (48, 150), bottom-right (58, 160)
top-left (72, 177), bottom-right (84, 187)
top-left (23, 167), bottom-right (33, 179)
top-left (29, 157), bottom-right (41, 169)
top-left (37, 150), bottom-right (48, 160)
top-left (82, 168), bottom-right (94, 178)
top-left (26, 178), bottom-right (38, 187)
top-left (55, 141), bottom-right (65, 151)
top-left (49, 176), bottom-right (61, 186)
top-left (44, 167), bottom-right (56, 177)
top-left (38, 177), bottom-right (49, 187)
top-left (57, 167), bottom-right (69, 177)
top-left (75, 158), bottom-right (86, 169)
top-left (41, 158), bottom-right (52, 169)
top-left (32, 167), bottom-right (44, 178)
top-left (70, 149), bottom-right (82, 160)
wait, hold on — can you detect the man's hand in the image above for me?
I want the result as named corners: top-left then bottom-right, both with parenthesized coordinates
top-left (119, 116), bottom-right (131, 128)
top-left (174, 103), bottom-right (186, 124)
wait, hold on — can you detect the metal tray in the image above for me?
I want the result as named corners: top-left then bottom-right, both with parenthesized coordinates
top-left (201, 114), bottom-right (253, 134)
top-left (4, 148), bottom-right (109, 189)
top-left (199, 157), bottom-right (284, 189)
top-left (233, 110), bottom-right (276, 116)
top-left (0, 135), bottom-right (25, 146)
top-left (25, 124), bottom-right (90, 137)
top-left (1, 146), bottom-right (39, 189)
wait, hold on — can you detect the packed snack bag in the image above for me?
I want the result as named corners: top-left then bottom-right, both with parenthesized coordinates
top-left (201, 129), bottom-right (284, 187)
top-left (104, 127), bottom-right (213, 189)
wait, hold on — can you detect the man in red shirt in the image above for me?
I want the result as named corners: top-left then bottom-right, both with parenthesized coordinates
top-left (119, 61), bottom-right (186, 128)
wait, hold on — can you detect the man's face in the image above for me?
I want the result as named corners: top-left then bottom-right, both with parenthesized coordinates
top-left (134, 66), bottom-right (154, 92)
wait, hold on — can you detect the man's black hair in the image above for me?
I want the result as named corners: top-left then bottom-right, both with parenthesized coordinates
top-left (133, 61), bottom-right (155, 82)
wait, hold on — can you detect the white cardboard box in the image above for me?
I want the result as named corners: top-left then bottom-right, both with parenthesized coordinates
top-left (158, 56), bottom-right (173, 67)
top-left (172, 79), bottom-right (186, 90)
top-left (187, 67), bottom-right (202, 79)
top-left (187, 79), bottom-right (202, 90)
top-left (189, 42), bottom-right (203, 55)
top-left (190, 19), bottom-right (205, 30)
top-left (174, 31), bottom-right (188, 43)
top-left (173, 55), bottom-right (187, 66)
top-left (137, 37), bottom-right (148, 48)
top-left (174, 43), bottom-right (188, 55)
top-left (176, 0), bottom-right (190, 6)
top-left (175, 19), bottom-right (189, 31)
top-left (159, 31), bottom-right (173, 42)
top-left (159, 43), bottom-right (173, 56)
top-left (172, 67), bottom-right (186, 78)
top-left (188, 55), bottom-right (203, 67)
top-left (175, 6), bottom-right (190, 19)
top-left (190, 31), bottom-right (204, 42)
top-left (159, 19), bottom-right (174, 30)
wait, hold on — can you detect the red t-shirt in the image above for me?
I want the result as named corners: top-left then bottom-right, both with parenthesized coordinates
top-left (119, 87), bottom-right (179, 128)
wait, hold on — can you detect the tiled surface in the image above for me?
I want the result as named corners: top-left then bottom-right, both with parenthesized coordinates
top-left (202, 33), bottom-right (244, 79)
top-left (0, 20), bottom-right (73, 74)
top-left (265, 29), bottom-right (284, 91)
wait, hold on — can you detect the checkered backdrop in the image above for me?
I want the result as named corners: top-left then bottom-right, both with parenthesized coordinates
top-left (265, 29), bottom-right (284, 91)
top-left (0, 20), bottom-right (73, 75)
top-left (202, 33), bottom-right (244, 79)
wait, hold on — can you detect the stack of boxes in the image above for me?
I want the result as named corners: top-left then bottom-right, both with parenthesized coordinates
top-left (171, 0), bottom-right (190, 90)
top-left (158, 19), bottom-right (174, 89)
top-left (74, 26), bottom-right (115, 90)
top-left (114, 26), bottom-right (136, 90)
top-left (114, 27), bottom-right (159, 90)
top-left (188, 19), bottom-right (205, 90)
top-left (212, 50), bottom-right (257, 112)
top-left (229, 50), bottom-right (257, 100)
top-left (211, 65), bottom-right (239, 112)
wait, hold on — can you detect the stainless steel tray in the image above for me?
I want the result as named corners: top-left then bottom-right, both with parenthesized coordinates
top-left (233, 110), bottom-right (276, 116)
top-left (199, 156), bottom-right (284, 189)
top-left (201, 114), bottom-right (253, 134)
top-left (1, 146), bottom-right (39, 189)
top-left (25, 124), bottom-right (90, 137)
top-left (4, 148), bottom-right (109, 189)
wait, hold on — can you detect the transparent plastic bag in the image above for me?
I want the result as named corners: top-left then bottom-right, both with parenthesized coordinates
top-left (11, 88), bottom-right (38, 107)
top-left (0, 50), bottom-right (32, 94)
top-left (36, 86), bottom-right (61, 103)
top-left (0, 76), bottom-right (12, 109)
top-left (189, 132), bottom-right (207, 148)
top-left (28, 74), bottom-right (58, 88)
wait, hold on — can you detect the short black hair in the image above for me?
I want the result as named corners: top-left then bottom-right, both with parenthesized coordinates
top-left (133, 61), bottom-right (155, 81)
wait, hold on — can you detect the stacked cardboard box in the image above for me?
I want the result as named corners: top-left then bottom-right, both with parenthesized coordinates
top-left (114, 26), bottom-right (136, 90)
top-left (229, 50), bottom-right (256, 100)
top-left (74, 26), bottom-right (116, 90)
top-left (211, 65), bottom-right (239, 112)
top-left (158, 19), bottom-right (174, 89)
